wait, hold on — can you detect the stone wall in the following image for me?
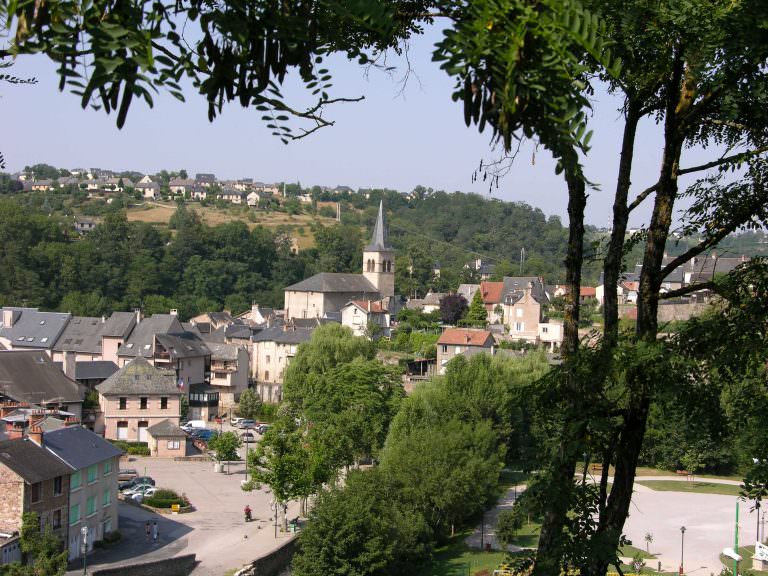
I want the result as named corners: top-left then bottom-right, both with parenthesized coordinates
top-left (0, 467), bottom-right (23, 533)
top-left (91, 553), bottom-right (196, 576)
top-left (236, 537), bottom-right (297, 576)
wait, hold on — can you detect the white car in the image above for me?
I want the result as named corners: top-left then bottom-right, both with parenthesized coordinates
top-left (122, 484), bottom-right (155, 497)
top-left (231, 417), bottom-right (243, 426)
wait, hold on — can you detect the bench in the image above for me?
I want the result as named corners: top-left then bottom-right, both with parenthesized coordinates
top-left (676, 470), bottom-right (690, 476)
top-left (590, 464), bottom-right (603, 474)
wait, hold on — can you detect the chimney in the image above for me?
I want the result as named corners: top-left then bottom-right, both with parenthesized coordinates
top-left (2, 309), bottom-right (15, 328)
top-left (252, 303), bottom-right (260, 315)
top-left (62, 351), bottom-right (76, 380)
top-left (27, 426), bottom-right (43, 446)
top-left (465, 333), bottom-right (471, 344)
top-left (367, 301), bottom-right (371, 312)
top-left (29, 410), bottom-right (45, 427)
top-left (0, 402), bottom-right (19, 418)
top-left (101, 315), bottom-right (106, 323)
top-left (64, 417), bottom-right (79, 427)
top-left (170, 309), bottom-right (178, 316)
top-left (134, 308), bottom-right (143, 324)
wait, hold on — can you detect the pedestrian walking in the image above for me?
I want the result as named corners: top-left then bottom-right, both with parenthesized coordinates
top-left (152, 520), bottom-right (159, 543)
top-left (145, 521), bottom-right (151, 542)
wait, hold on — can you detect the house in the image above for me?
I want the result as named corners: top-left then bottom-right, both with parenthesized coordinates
top-left (0, 351), bottom-right (86, 419)
top-left (235, 304), bottom-right (275, 326)
top-left (206, 342), bottom-right (249, 410)
top-left (189, 185), bottom-right (208, 201)
top-left (37, 426), bottom-right (122, 560)
top-left (74, 218), bottom-right (96, 234)
top-left (98, 312), bottom-right (137, 364)
top-left (135, 181), bottom-right (160, 199)
top-left (218, 188), bottom-right (246, 204)
top-left (457, 283), bottom-right (479, 303)
top-left (538, 319), bottom-right (564, 351)
top-left (252, 325), bottom-right (314, 403)
top-left (190, 311), bottom-right (235, 331)
top-left (502, 282), bottom-right (545, 343)
top-left (480, 281), bottom-right (505, 323)
top-left (436, 328), bottom-right (494, 374)
top-left (195, 173), bottom-right (216, 187)
top-left (0, 404), bottom-right (76, 441)
top-left (96, 357), bottom-right (183, 441)
top-left (52, 311), bottom-right (136, 366)
top-left (0, 438), bottom-right (71, 563)
top-left (246, 192), bottom-right (260, 206)
top-left (579, 286), bottom-right (597, 304)
top-left (31, 180), bottom-right (55, 191)
top-left (283, 201), bottom-right (395, 320)
top-left (74, 361), bottom-right (119, 389)
top-left (340, 300), bottom-right (390, 338)
top-left (168, 179), bottom-right (196, 195)
top-left (422, 292), bottom-right (445, 314)
top-left (138, 175), bottom-right (154, 185)
top-left (0, 308), bottom-right (71, 352)
top-left (146, 419), bottom-right (188, 458)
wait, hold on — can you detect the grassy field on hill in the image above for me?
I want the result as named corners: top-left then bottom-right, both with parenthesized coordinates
top-left (125, 201), bottom-right (339, 249)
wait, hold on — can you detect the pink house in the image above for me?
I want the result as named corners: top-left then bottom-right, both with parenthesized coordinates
top-left (96, 358), bottom-right (182, 442)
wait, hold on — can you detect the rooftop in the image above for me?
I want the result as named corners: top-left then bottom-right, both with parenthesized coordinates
top-left (437, 328), bottom-right (494, 347)
top-left (285, 272), bottom-right (379, 294)
top-left (0, 351), bottom-right (85, 405)
top-left (147, 419), bottom-right (186, 438)
top-left (0, 308), bottom-right (71, 350)
top-left (43, 426), bottom-right (123, 470)
top-left (0, 438), bottom-right (73, 482)
top-left (96, 357), bottom-right (181, 396)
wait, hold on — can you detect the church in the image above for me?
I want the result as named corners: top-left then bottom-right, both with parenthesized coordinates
top-left (284, 201), bottom-right (396, 320)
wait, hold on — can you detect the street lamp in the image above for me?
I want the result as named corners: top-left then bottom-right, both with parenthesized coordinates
top-left (679, 526), bottom-right (686, 575)
top-left (80, 525), bottom-right (88, 575)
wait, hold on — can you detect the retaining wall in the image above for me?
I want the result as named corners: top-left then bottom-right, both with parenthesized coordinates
top-left (236, 537), bottom-right (297, 576)
top-left (91, 553), bottom-right (196, 576)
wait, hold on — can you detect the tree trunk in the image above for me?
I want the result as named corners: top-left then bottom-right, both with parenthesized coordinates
top-left (533, 162), bottom-right (587, 576)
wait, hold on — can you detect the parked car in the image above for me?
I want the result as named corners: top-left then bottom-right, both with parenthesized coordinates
top-left (119, 476), bottom-right (155, 491)
top-left (230, 417), bottom-right (243, 426)
top-left (122, 483), bottom-right (154, 496)
top-left (195, 429), bottom-right (218, 442)
top-left (256, 424), bottom-right (271, 435)
top-left (118, 469), bottom-right (138, 482)
top-left (181, 420), bottom-right (206, 433)
top-left (240, 432), bottom-right (256, 443)
top-left (130, 487), bottom-right (157, 503)
top-left (237, 419), bottom-right (255, 429)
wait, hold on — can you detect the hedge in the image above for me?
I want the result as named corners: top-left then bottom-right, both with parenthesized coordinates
top-left (144, 489), bottom-right (187, 509)
top-left (110, 440), bottom-right (151, 456)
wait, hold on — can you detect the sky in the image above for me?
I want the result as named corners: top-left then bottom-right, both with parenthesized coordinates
top-left (2, 26), bottom-right (719, 227)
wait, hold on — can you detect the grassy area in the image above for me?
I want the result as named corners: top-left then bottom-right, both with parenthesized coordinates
top-left (637, 480), bottom-right (742, 496)
top-left (619, 544), bottom-right (656, 560)
top-left (719, 545), bottom-right (767, 575)
top-left (419, 534), bottom-right (511, 576)
top-left (633, 466), bottom-right (742, 481)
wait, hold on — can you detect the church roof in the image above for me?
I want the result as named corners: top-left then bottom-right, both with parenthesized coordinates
top-left (285, 273), bottom-right (379, 294)
top-left (365, 200), bottom-right (393, 251)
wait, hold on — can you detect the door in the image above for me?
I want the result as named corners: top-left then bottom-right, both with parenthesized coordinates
top-left (138, 421), bottom-right (148, 442)
top-left (116, 421), bottom-right (128, 440)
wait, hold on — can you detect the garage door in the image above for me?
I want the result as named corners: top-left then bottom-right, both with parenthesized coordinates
top-left (138, 422), bottom-right (148, 443)
top-left (116, 422), bottom-right (128, 440)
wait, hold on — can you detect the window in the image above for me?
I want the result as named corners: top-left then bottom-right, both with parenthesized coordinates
top-left (167, 440), bottom-right (180, 450)
top-left (53, 476), bottom-right (62, 496)
top-left (542, 326), bottom-right (549, 334)
top-left (69, 503), bottom-right (80, 525)
top-left (103, 460), bottom-right (111, 476)
top-left (52, 509), bottom-right (61, 529)
top-left (516, 308), bottom-right (523, 318)
top-left (119, 397), bottom-right (127, 410)
top-left (441, 345), bottom-right (448, 353)
top-left (87, 465), bottom-right (97, 484)
top-left (265, 370), bottom-right (270, 381)
top-left (140, 397), bottom-right (148, 410)
top-left (160, 397), bottom-right (168, 410)
top-left (70, 471), bottom-right (81, 491)
top-left (87, 495), bottom-right (96, 516)
top-left (30, 482), bottom-right (42, 503)
top-left (102, 491), bottom-right (111, 507)
top-left (266, 355), bottom-right (270, 364)
top-left (515, 322), bottom-right (525, 332)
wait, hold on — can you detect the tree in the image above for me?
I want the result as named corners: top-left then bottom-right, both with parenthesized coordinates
top-left (208, 431), bottom-right (241, 464)
top-left (439, 293), bottom-right (467, 325)
top-left (291, 469), bottom-right (432, 576)
top-left (463, 289), bottom-right (488, 327)
top-left (497, 507), bottom-right (525, 548)
top-left (644, 532), bottom-right (653, 555)
top-left (238, 389), bottom-right (262, 420)
top-left (180, 395), bottom-right (189, 422)
top-left (1, 512), bottom-right (68, 576)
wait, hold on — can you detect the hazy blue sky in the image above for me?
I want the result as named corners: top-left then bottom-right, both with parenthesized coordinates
top-left (3, 26), bottom-right (717, 227)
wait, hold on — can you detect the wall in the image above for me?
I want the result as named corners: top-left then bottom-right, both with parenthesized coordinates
top-left (0, 467), bottom-right (23, 534)
top-left (100, 394), bottom-right (181, 441)
top-left (91, 553), bottom-right (196, 576)
top-left (236, 537), bottom-right (297, 576)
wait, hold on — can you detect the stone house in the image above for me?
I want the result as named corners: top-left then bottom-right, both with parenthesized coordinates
top-left (0, 438), bottom-right (71, 561)
top-left (340, 300), bottom-right (390, 338)
top-left (96, 358), bottom-right (182, 441)
top-left (146, 419), bottom-right (188, 458)
top-left (206, 343), bottom-right (249, 410)
top-left (37, 426), bottom-right (122, 560)
top-left (502, 286), bottom-right (543, 343)
top-left (480, 281), bottom-right (505, 324)
top-left (252, 326), bottom-right (314, 403)
top-left (436, 328), bottom-right (494, 374)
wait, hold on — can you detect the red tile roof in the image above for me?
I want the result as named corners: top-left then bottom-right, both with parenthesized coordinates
top-left (480, 281), bottom-right (505, 304)
top-left (349, 300), bottom-right (386, 313)
top-left (437, 328), bottom-right (493, 347)
top-left (580, 287), bottom-right (596, 297)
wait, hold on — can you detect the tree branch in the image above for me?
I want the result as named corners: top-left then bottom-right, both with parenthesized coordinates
top-left (659, 226), bottom-right (734, 280)
top-left (627, 182), bottom-right (660, 213)
top-left (678, 145), bottom-right (768, 176)
top-left (659, 281), bottom-right (715, 299)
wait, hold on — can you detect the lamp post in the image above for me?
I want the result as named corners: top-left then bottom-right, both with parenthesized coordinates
top-left (679, 526), bottom-right (686, 575)
top-left (80, 525), bottom-right (88, 576)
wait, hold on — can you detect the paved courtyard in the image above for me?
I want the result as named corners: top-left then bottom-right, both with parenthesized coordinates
top-left (70, 450), bottom-right (299, 576)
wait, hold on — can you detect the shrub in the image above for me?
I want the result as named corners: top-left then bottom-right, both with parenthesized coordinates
top-left (144, 489), bottom-right (187, 509)
top-left (109, 440), bottom-right (151, 456)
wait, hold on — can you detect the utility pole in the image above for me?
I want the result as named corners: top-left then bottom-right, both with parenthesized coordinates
top-left (520, 247), bottom-right (526, 274)
top-left (735, 501), bottom-right (740, 576)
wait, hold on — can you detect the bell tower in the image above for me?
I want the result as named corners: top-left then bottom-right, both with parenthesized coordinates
top-left (362, 200), bottom-right (395, 299)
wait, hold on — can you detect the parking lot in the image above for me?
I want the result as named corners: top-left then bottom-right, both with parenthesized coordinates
top-left (76, 425), bottom-right (298, 576)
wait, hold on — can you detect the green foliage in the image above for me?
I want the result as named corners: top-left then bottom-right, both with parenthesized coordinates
top-left (238, 389), bottom-right (262, 420)
top-left (378, 330), bottom-right (439, 358)
top-left (463, 289), bottom-right (488, 327)
top-left (143, 489), bottom-right (187, 509)
top-left (83, 389), bottom-right (100, 410)
top-left (109, 440), bottom-right (150, 456)
top-left (208, 431), bottom-right (241, 462)
top-left (439, 293), bottom-right (467, 325)
top-left (1, 512), bottom-right (68, 576)
top-left (291, 469), bottom-right (432, 576)
top-left (180, 395), bottom-right (189, 421)
top-left (496, 507), bottom-right (525, 547)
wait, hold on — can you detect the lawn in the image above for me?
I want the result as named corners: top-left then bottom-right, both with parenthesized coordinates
top-left (419, 535), bottom-right (511, 576)
top-left (633, 467), bottom-right (742, 482)
top-left (719, 545), bottom-right (767, 575)
top-left (619, 544), bottom-right (656, 560)
top-left (636, 480), bottom-right (742, 496)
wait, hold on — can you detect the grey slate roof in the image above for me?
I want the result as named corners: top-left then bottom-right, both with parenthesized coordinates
top-left (154, 333), bottom-right (210, 359)
top-left (101, 312), bottom-right (137, 338)
top-left (285, 272), bottom-right (379, 294)
top-left (96, 357), bottom-right (181, 396)
top-left (365, 200), bottom-right (393, 251)
top-left (75, 361), bottom-right (118, 381)
top-left (0, 308), bottom-right (71, 350)
top-left (206, 342), bottom-right (239, 361)
top-left (118, 314), bottom-right (184, 358)
top-left (225, 324), bottom-right (252, 340)
top-left (43, 426), bottom-right (123, 470)
top-left (502, 277), bottom-right (548, 304)
top-left (0, 351), bottom-right (85, 405)
top-left (147, 419), bottom-right (185, 438)
top-left (54, 316), bottom-right (106, 354)
top-left (252, 326), bottom-right (315, 345)
top-left (0, 438), bottom-right (73, 482)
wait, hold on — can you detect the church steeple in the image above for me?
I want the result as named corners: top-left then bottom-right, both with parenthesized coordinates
top-left (362, 200), bottom-right (395, 299)
top-left (365, 200), bottom-right (392, 251)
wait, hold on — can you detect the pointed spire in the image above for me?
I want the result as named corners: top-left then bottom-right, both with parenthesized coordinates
top-left (365, 200), bottom-right (392, 251)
